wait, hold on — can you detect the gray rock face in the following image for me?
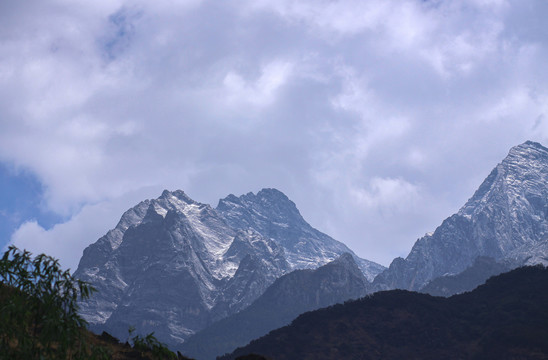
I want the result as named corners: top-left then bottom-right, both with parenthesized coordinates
top-left (180, 253), bottom-right (369, 360)
top-left (75, 188), bottom-right (382, 347)
top-left (217, 188), bottom-right (385, 281)
top-left (75, 190), bottom-right (291, 346)
top-left (419, 256), bottom-right (513, 297)
top-left (374, 141), bottom-right (548, 291)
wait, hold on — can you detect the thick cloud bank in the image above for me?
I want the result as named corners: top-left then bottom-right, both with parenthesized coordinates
top-left (2, 0), bottom-right (548, 269)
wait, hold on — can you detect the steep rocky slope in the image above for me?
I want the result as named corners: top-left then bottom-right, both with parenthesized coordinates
top-left (374, 141), bottom-right (548, 291)
top-left (217, 188), bottom-right (385, 281)
top-left (74, 188), bottom-right (383, 347)
top-left (181, 253), bottom-right (368, 360)
top-left (419, 256), bottom-right (513, 297)
top-left (75, 190), bottom-right (290, 346)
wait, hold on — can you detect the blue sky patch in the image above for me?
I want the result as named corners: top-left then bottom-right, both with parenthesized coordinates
top-left (0, 163), bottom-right (63, 248)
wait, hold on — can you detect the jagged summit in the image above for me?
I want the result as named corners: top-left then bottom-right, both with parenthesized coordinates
top-left (332, 252), bottom-right (355, 265)
top-left (502, 141), bottom-right (548, 170)
top-left (217, 188), bottom-right (385, 281)
top-left (510, 140), bottom-right (547, 153)
top-left (74, 190), bottom-right (291, 346)
top-left (459, 140), bottom-right (548, 220)
top-left (75, 188), bottom-right (382, 347)
top-left (217, 188), bottom-right (305, 230)
top-left (374, 141), bottom-right (548, 291)
top-left (160, 189), bottom-right (197, 205)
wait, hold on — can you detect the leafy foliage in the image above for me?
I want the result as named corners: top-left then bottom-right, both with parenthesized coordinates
top-left (0, 245), bottom-right (108, 359)
top-left (128, 326), bottom-right (178, 360)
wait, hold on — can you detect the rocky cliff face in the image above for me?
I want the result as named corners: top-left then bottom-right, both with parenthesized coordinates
top-left (217, 188), bottom-right (385, 281)
top-left (74, 190), bottom-right (291, 346)
top-left (374, 141), bottom-right (548, 291)
top-left (180, 253), bottom-right (369, 360)
top-left (74, 188), bottom-right (383, 347)
top-left (419, 256), bottom-right (513, 297)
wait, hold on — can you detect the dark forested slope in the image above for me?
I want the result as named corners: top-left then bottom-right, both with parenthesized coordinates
top-left (222, 266), bottom-right (548, 360)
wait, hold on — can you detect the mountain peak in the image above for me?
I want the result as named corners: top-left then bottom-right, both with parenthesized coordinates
top-left (217, 189), bottom-right (385, 279)
top-left (256, 188), bottom-right (290, 200)
top-left (241, 188), bottom-right (297, 211)
top-left (517, 140), bottom-right (546, 150)
top-left (504, 140), bottom-right (548, 164)
top-left (459, 140), bottom-right (548, 218)
top-left (160, 189), bottom-right (196, 204)
top-left (375, 141), bottom-right (548, 291)
top-left (217, 188), bottom-right (294, 210)
top-left (331, 252), bottom-right (357, 267)
top-left (217, 188), bottom-right (303, 225)
top-left (327, 253), bottom-right (366, 281)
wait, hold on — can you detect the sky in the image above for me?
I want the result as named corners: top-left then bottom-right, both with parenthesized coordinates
top-left (1, 0), bottom-right (548, 271)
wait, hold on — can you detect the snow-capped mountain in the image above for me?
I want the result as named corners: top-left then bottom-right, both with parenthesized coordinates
top-left (217, 188), bottom-right (385, 281)
top-left (74, 188), bottom-right (383, 346)
top-left (374, 141), bottom-right (548, 291)
top-left (74, 190), bottom-right (290, 345)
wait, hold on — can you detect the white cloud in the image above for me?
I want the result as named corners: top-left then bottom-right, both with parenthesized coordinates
top-left (351, 177), bottom-right (421, 213)
top-left (248, 0), bottom-right (508, 77)
top-left (2, 0), bottom-right (548, 267)
top-left (478, 87), bottom-right (548, 125)
top-left (9, 186), bottom-right (161, 271)
top-left (223, 61), bottom-right (294, 107)
top-left (251, 0), bottom-right (389, 35)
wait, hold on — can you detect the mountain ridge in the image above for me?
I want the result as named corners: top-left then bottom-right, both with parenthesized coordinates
top-left (74, 188), bottom-right (383, 347)
top-left (217, 188), bottom-right (385, 281)
top-left (73, 140), bottom-right (548, 353)
top-left (180, 253), bottom-right (368, 360)
top-left (221, 265), bottom-right (548, 360)
top-left (419, 256), bottom-right (513, 297)
top-left (374, 141), bottom-right (548, 291)
top-left (75, 189), bottom-right (292, 345)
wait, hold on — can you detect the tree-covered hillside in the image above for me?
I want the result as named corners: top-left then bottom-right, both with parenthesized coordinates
top-left (223, 266), bottom-right (548, 360)
top-left (0, 246), bottom-right (191, 360)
